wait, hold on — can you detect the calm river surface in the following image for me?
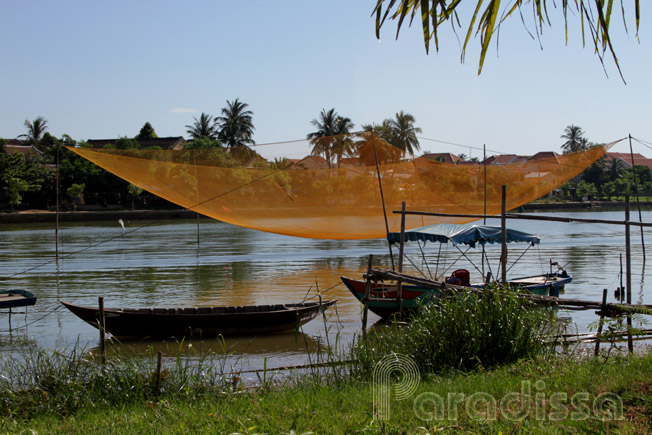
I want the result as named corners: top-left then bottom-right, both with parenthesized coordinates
top-left (1, 210), bottom-right (650, 377)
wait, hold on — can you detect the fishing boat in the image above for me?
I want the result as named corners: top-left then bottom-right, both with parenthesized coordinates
top-left (342, 223), bottom-right (571, 318)
top-left (0, 290), bottom-right (37, 309)
top-left (60, 300), bottom-right (336, 338)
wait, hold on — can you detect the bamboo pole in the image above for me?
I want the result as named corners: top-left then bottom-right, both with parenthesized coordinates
top-left (594, 289), bottom-right (609, 356)
top-left (393, 210), bottom-right (652, 228)
top-left (98, 297), bottom-right (106, 363)
top-left (370, 132), bottom-right (395, 270)
top-left (629, 134), bottom-right (646, 262)
top-left (397, 202), bottom-right (406, 311)
top-left (362, 254), bottom-right (373, 336)
top-left (156, 351), bottom-right (163, 397)
top-left (626, 197), bottom-right (633, 353)
top-left (501, 185), bottom-right (507, 286)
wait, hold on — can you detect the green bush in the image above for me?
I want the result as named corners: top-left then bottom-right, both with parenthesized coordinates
top-left (351, 289), bottom-right (557, 377)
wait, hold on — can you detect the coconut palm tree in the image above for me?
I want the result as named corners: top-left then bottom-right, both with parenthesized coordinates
top-left (560, 125), bottom-right (588, 154)
top-left (185, 113), bottom-right (219, 140)
top-left (307, 108), bottom-right (354, 168)
top-left (19, 116), bottom-right (48, 150)
top-left (216, 99), bottom-right (255, 148)
top-left (373, 1), bottom-right (639, 77)
top-left (387, 111), bottom-right (421, 155)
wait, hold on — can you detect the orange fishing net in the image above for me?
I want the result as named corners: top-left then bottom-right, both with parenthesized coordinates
top-left (69, 133), bottom-right (613, 239)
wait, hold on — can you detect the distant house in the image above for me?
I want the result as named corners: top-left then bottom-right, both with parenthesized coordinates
top-left (528, 151), bottom-right (561, 163)
top-left (482, 154), bottom-right (528, 165)
top-left (421, 152), bottom-right (461, 164)
top-left (288, 155), bottom-right (330, 170)
top-left (606, 152), bottom-right (652, 170)
top-left (3, 139), bottom-right (43, 158)
top-left (86, 136), bottom-right (186, 150)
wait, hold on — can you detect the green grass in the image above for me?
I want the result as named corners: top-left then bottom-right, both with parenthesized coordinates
top-left (2, 352), bottom-right (652, 434)
top-left (1, 290), bottom-right (651, 433)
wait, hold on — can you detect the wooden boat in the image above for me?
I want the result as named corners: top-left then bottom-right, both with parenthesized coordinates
top-left (340, 277), bottom-right (439, 318)
top-left (0, 290), bottom-right (37, 309)
top-left (343, 223), bottom-right (572, 318)
top-left (60, 300), bottom-right (336, 338)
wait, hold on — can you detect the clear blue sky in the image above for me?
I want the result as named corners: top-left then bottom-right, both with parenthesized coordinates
top-left (2, 1), bottom-right (650, 159)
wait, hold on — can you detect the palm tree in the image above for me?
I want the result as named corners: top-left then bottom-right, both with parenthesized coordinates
top-left (560, 125), bottom-right (588, 154)
top-left (373, 1), bottom-right (638, 77)
top-left (20, 116), bottom-right (48, 150)
top-left (216, 99), bottom-right (255, 148)
top-left (185, 113), bottom-right (218, 140)
top-left (387, 111), bottom-right (421, 155)
top-left (608, 157), bottom-right (625, 181)
top-left (307, 108), bottom-right (354, 168)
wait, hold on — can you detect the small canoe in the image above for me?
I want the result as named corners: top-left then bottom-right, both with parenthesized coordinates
top-left (61, 300), bottom-right (336, 338)
top-left (0, 290), bottom-right (37, 309)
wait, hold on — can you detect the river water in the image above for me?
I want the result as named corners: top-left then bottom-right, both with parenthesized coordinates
top-left (1, 210), bottom-right (649, 377)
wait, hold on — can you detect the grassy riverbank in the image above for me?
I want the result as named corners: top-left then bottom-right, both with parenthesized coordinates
top-left (3, 290), bottom-right (652, 434)
top-left (2, 351), bottom-right (651, 434)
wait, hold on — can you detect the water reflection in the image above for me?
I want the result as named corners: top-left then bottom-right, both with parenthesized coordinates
top-left (87, 332), bottom-right (321, 358)
top-left (1, 211), bottom-right (651, 370)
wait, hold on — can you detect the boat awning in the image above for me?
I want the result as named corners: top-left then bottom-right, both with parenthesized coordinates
top-left (387, 224), bottom-right (540, 247)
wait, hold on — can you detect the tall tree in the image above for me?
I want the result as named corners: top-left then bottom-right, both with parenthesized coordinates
top-left (373, 1), bottom-right (640, 78)
top-left (185, 113), bottom-right (219, 140)
top-left (20, 116), bottom-right (48, 150)
top-left (216, 99), bottom-right (256, 148)
top-left (387, 111), bottom-right (421, 155)
top-left (560, 125), bottom-right (588, 154)
top-left (307, 108), bottom-right (354, 168)
top-left (136, 122), bottom-right (157, 140)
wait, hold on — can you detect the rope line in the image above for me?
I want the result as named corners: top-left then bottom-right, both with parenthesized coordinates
top-left (0, 304), bottom-right (63, 332)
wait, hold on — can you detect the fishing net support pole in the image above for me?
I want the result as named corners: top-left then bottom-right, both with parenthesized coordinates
top-left (501, 185), bottom-right (507, 286)
top-left (629, 134), bottom-right (646, 262)
top-left (371, 132), bottom-right (395, 270)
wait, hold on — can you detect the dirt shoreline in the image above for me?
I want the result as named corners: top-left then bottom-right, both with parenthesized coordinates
top-left (1, 201), bottom-right (650, 224)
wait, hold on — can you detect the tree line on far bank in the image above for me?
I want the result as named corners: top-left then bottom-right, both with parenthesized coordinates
top-left (0, 103), bottom-right (648, 211)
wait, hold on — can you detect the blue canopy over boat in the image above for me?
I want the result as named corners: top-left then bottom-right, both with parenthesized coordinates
top-left (387, 224), bottom-right (540, 247)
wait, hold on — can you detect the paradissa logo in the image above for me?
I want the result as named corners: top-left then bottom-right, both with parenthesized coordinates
top-left (373, 353), bottom-right (623, 422)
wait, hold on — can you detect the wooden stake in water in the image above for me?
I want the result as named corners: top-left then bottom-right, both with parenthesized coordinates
top-left (98, 297), bottom-right (106, 363)
top-left (362, 255), bottom-right (373, 337)
top-left (626, 197), bottom-right (633, 354)
top-left (156, 351), bottom-right (163, 396)
top-left (397, 202), bottom-right (406, 311)
top-left (594, 289), bottom-right (608, 356)
top-left (501, 185), bottom-right (507, 286)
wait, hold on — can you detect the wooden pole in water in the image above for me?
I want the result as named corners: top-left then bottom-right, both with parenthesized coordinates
top-left (594, 289), bottom-right (608, 356)
top-left (483, 145), bottom-right (487, 277)
top-left (362, 254), bottom-right (373, 336)
top-left (397, 202), bottom-right (406, 311)
top-left (55, 142), bottom-right (60, 261)
top-left (626, 197), bottom-right (633, 353)
top-left (629, 134), bottom-right (646, 262)
top-left (501, 185), bottom-right (507, 286)
top-left (98, 297), bottom-right (106, 363)
top-left (156, 351), bottom-right (163, 397)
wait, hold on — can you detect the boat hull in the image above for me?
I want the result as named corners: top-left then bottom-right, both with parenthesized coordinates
top-left (0, 290), bottom-right (37, 309)
top-left (61, 300), bottom-right (336, 338)
top-left (340, 277), bottom-right (439, 318)
top-left (342, 273), bottom-right (571, 318)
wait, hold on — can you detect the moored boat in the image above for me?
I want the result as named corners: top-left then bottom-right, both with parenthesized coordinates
top-left (343, 223), bottom-right (571, 318)
top-left (0, 290), bottom-right (37, 309)
top-left (61, 300), bottom-right (336, 338)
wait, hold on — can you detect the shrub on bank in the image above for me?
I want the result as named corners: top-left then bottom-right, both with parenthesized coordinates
top-left (351, 289), bottom-right (557, 377)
